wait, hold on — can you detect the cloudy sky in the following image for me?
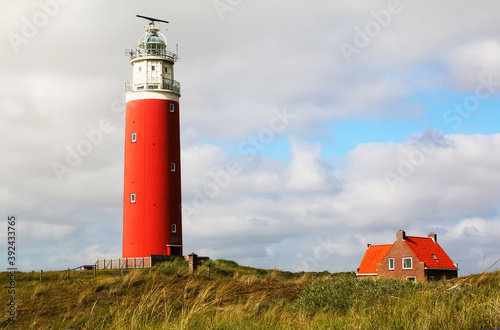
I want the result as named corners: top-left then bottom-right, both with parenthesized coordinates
top-left (1, 0), bottom-right (500, 275)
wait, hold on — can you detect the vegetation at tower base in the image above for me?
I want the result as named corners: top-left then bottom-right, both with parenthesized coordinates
top-left (0, 261), bottom-right (498, 329)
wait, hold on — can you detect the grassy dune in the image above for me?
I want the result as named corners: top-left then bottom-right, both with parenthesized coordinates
top-left (0, 259), bottom-right (498, 329)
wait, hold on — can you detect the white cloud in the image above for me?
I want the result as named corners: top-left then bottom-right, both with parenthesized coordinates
top-left (446, 40), bottom-right (500, 91)
top-left (287, 141), bottom-right (338, 192)
top-left (19, 221), bottom-right (74, 241)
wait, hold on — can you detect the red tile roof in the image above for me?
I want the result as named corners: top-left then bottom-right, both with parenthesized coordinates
top-left (357, 244), bottom-right (392, 275)
top-left (404, 236), bottom-right (457, 269)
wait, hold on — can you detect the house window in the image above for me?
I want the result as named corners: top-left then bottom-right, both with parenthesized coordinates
top-left (172, 224), bottom-right (177, 233)
top-left (171, 163), bottom-right (175, 172)
top-left (403, 257), bottom-right (413, 270)
top-left (131, 133), bottom-right (137, 142)
top-left (170, 104), bottom-right (175, 112)
top-left (130, 193), bottom-right (136, 203)
top-left (406, 276), bottom-right (416, 282)
top-left (431, 254), bottom-right (438, 261)
top-left (389, 258), bottom-right (394, 270)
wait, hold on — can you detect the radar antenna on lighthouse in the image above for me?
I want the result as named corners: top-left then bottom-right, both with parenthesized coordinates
top-left (136, 14), bottom-right (170, 24)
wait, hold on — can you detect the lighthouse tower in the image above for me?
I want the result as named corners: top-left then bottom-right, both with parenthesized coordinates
top-left (123, 17), bottom-right (182, 258)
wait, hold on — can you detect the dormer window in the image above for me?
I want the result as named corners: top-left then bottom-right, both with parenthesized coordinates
top-left (431, 254), bottom-right (438, 261)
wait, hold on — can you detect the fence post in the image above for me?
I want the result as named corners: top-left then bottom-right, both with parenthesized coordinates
top-left (67, 268), bottom-right (70, 280)
top-left (40, 270), bottom-right (43, 282)
top-left (189, 253), bottom-right (198, 273)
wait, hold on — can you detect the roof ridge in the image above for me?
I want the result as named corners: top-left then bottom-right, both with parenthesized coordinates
top-left (368, 243), bottom-right (394, 247)
top-left (405, 236), bottom-right (432, 239)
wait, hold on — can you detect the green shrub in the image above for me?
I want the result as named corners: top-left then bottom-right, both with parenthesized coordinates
top-left (295, 273), bottom-right (420, 315)
top-left (214, 259), bottom-right (240, 268)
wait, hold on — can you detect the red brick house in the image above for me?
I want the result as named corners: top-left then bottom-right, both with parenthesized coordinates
top-left (357, 230), bottom-right (458, 281)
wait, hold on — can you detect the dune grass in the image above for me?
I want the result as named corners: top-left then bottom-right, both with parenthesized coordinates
top-left (0, 260), bottom-right (498, 329)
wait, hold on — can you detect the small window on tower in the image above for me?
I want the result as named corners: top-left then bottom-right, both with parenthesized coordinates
top-left (130, 193), bottom-right (136, 203)
top-left (151, 65), bottom-right (155, 71)
top-left (171, 163), bottom-right (175, 172)
top-left (131, 133), bottom-right (137, 142)
top-left (165, 67), bottom-right (168, 73)
top-left (172, 224), bottom-right (177, 233)
top-left (170, 104), bottom-right (175, 112)
top-left (139, 66), bottom-right (142, 72)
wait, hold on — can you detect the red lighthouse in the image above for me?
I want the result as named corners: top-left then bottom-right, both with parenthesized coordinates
top-left (122, 16), bottom-right (182, 258)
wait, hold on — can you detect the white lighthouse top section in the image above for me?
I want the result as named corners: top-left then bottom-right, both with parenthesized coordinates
top-left (129, 22), bottom-right (178, 64)
top-left (125, 20), bottom-right (180, 100)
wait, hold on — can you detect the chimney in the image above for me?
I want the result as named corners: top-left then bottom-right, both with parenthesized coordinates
top-left (367, 244), bottom-right (371, 248)
top-left (396, 230), bottom-right (406, 241)
top-left (428, 232), bottom-right (437, 242)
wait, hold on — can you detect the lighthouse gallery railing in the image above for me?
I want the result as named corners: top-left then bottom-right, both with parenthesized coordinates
top-left (129, 49), bottom-right (178, 62)
top-left (125, 78), bottom-right (181, 94)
